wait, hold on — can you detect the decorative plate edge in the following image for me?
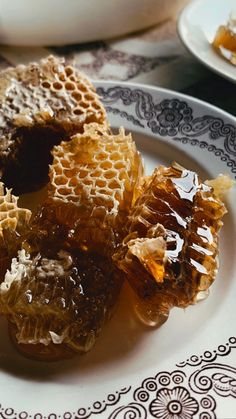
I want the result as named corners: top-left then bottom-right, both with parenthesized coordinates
top-left (98, 85), bottom-right (236, 178)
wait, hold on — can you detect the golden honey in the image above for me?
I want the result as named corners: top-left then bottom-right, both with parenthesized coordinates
top-left (114, 164), bottom-right (227, 326)
top-left (213, 18), bottom-right (236, 65)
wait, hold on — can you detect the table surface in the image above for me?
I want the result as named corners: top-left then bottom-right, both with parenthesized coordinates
top-left (0, 18), bottom-right (235, 117)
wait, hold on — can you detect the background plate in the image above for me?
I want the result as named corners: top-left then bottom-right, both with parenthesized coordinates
top-left (0, 81), bottom-right (236, 419)
top-left (178, 0), bottom-right (236, 83)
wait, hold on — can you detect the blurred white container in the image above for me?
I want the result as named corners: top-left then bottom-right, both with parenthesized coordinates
top-left (0, 0), bottom-right (189, 46)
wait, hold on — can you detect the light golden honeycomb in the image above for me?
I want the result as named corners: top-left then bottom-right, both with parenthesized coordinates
top-left (0, 55), bottom-right (106, 131)
top-left (48, 122), bottom-right (144, 251)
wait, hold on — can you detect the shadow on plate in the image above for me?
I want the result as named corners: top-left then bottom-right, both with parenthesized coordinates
top-left (0, 283), bottom-right (149, 382)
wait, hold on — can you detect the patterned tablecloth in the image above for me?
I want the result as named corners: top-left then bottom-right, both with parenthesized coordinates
top-left (0, 17), bottom-right (235, 117)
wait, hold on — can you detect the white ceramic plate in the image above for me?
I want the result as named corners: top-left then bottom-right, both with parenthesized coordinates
top-left (0, 81), bottom-right (236, 419)
top-left (178, 0), bottom-right (236, 83)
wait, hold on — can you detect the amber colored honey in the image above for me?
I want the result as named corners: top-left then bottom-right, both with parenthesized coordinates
top-left (213, 25), bottom-right (236, 65)
top-left (0, 216), bottom-right (123, 359)
top-left (114, 164), bottom-right (226, 327)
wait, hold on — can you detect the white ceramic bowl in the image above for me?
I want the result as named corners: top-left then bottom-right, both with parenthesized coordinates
top-left (0, 0), bottom-right (188, 46)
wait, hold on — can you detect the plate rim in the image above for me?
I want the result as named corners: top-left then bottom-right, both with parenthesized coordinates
top-left (177, 0), bottom-right (236, 84)
top-left (93, 79), bottom-right (236, 124)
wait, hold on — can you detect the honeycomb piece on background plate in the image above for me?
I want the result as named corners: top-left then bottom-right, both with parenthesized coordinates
top-left (0, 246), bottom-right (123, 360)
top-left (0, 183), bottom-right (31, 280)
top-left (212, 15), bottom-right (236, 65)
top-left (0, 56), bottom-right (107, 193)
top-left (113, 163), bottom-right (227, 327)
top-left (48, 123), bottom-right (144, 254)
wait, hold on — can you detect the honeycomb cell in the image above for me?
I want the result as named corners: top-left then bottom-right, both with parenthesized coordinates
top-left (113, 163), bottom-right (227, 327)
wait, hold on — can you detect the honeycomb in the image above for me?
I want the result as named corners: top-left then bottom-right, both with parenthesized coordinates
top-left (113, 163), bottom-right (227, 326)
top-left (0, 245), bottom-right (123, 360)
top-left (48, 122), bottom-right (144, 253)
top-left (0, 183), bottom-right (31, 281)
top-left (213, 16), bottom-right (236, 65)
top-left (0, 56), bottom-right (107, 193)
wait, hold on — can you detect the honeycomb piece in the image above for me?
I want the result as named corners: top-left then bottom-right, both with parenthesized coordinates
top-left (0, 183), bottom-right (31, 281)
top-left (0, 121), bottom-right (142, 360)
top-left (113, 163), bottom-right (227, 326)
top-left (0, 245), bottom-right (123, 360)
top-left (0, 56), bottom-right (107, 193)
top-left (0, 183), bottom-right (31, 236)
top-left (48, 123), bottom-right (144, 253)
top-left (213, 16), bottom-right (236, 65)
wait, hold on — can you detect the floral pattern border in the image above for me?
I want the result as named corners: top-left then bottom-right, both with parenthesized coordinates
top-left (177, 337), bottom-right (236, 368)
top-left (0, 387), bottom-right (131, 419)
top-left (106, 337), bottom-right (236, 418)
top-left (97, 85), bottom-right (236, 177)
top-left (1, 337), bottom-right (235, 419)
top-left (107, 363), bottom-right (236, 419)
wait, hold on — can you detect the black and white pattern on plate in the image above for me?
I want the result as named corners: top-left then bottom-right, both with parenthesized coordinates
top-left (106, 337), bottom-right (236, 419)
top-left (1, 337), bottom-right (235, 419)
top-left (97, 85), bottom-right (236, 178)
